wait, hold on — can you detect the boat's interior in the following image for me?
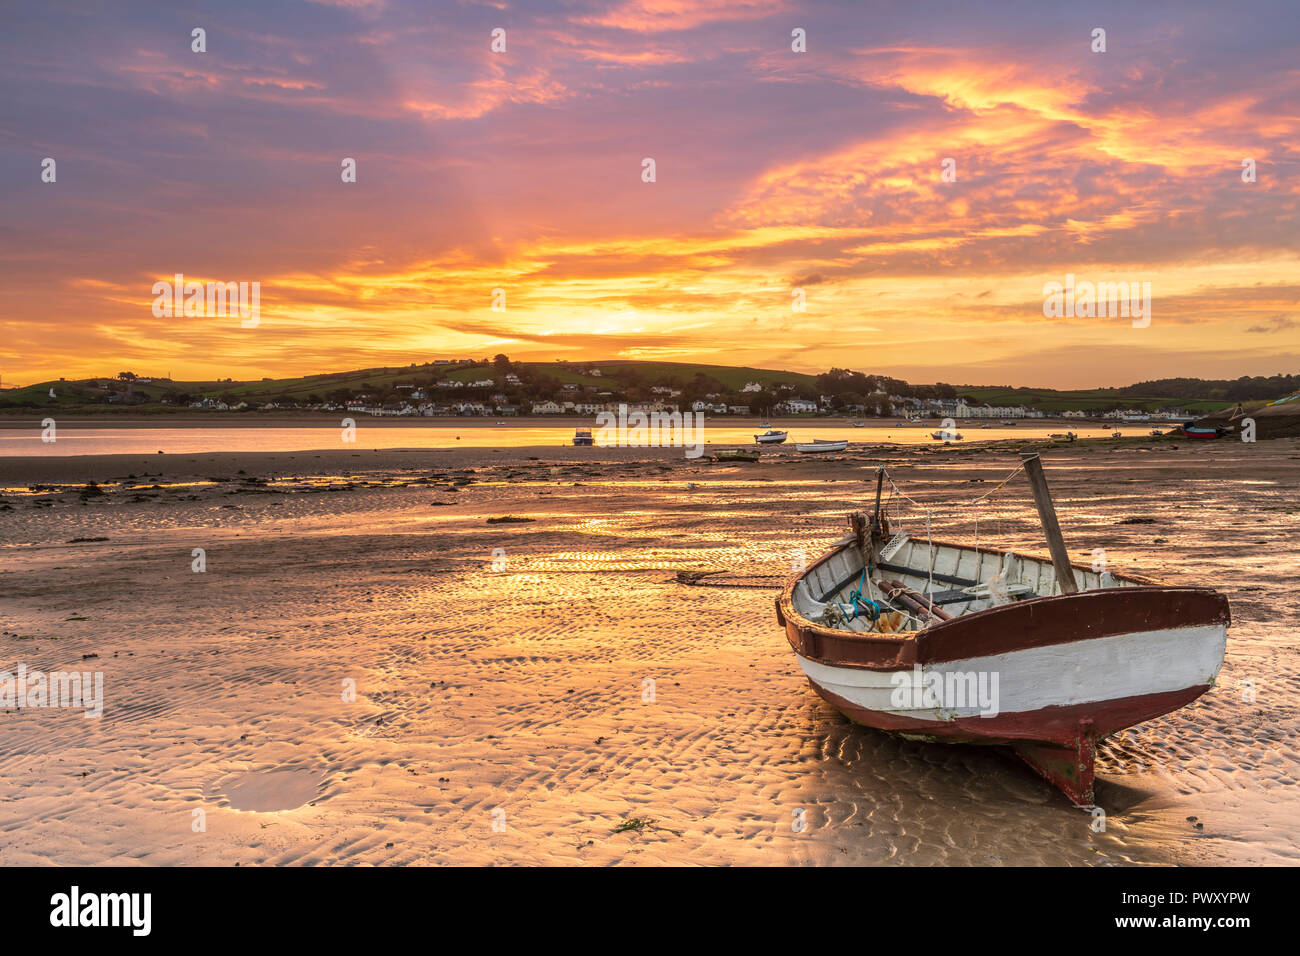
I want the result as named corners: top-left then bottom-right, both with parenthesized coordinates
top-left (792, 535), bottom-right (1142, 633)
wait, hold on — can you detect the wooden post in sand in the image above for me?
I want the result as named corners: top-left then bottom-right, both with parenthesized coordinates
top-left (1020, 452), bottom-right (1079, 594)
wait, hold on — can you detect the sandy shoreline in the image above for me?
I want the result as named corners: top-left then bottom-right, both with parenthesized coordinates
top-left (2, 438), bottom-right (1297, 865)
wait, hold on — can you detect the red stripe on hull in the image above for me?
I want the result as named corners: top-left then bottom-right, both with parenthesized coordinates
top-left (781, 584), bottom-right (1229, 671)
top-left (811, 680), bottom-right (1212, 747)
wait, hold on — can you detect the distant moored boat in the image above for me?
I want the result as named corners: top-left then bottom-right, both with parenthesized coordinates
top-left (796, 439), bottom-right (847, 453)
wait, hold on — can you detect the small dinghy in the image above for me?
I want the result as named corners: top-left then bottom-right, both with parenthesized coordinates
top-left (931, 430), bottom-right (963, 441)
top-left (1178, 424), bottom-right (1224, 440)
top-left (796, 439), bottom-right (847, 453)
top-left (775, 456), bottom-right (1229, 805)
top-left (755, 429), bottom-right (788, 444)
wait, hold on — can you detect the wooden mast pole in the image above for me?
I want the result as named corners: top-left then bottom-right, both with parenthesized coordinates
top-left (1019, 452), bottom-right (1079, 594)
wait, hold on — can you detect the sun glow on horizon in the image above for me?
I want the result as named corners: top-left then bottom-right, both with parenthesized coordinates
top-left (2, 2), bottom-right (1298, 389)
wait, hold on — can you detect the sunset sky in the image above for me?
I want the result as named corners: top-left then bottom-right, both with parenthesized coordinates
top-left (2, 0), bottom-right (1298, 388)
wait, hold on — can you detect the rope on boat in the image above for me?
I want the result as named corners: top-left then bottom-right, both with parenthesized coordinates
top-left (924, 510), bottom-right (934, 605)
top-left (877, 462), bottom-right (1030, 605)
top-left (881, 463), bottom-right (1026, 545)
top-left (674, 570), bottom-right (787, 588)
top-left (829, 567), bottom-right (887, 622)
top-left (972, 461), bottom-right (1025, 556)
top-left (970, 462), bottom-right (1026, 505)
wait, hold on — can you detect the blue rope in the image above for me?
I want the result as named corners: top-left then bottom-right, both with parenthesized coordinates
top-left (835, 567), bottom-right (884, 621)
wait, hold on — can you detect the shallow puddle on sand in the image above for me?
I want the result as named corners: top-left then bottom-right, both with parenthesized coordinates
top-left (221, 769), bottom-right (325, 812)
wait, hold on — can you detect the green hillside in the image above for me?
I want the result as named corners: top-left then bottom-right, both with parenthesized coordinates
top-left (0, 359), bottom-right (820, 413)
top-left (0, 359), bottom-right (1280, 417)
top-left (955, 386), bottom-right (1226, 414)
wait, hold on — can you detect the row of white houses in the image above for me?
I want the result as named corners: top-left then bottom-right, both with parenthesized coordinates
top-left (895, 398), bottom-right (1046, 419)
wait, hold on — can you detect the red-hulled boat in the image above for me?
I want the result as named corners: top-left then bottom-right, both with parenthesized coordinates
top-left (775, 457), bottom-right (1230, 805)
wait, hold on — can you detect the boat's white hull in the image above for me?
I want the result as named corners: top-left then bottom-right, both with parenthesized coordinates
top-left (796, 441), bottom-right (847, 453)
top-left (794, 622), bottom-right (1225, 730)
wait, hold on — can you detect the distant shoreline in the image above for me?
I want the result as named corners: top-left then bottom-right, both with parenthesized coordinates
top-left (0, 413), bottom-right (1098, 429)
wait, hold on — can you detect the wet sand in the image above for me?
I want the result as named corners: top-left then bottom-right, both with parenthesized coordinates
top-left (1, 437), bottom-right (1297, 865)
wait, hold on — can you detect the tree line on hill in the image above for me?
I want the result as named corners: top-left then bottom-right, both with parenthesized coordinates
top-left (1115, 374), bottom-right (1299, 402)
top-left (4, 360), bottom-right (1294, 413)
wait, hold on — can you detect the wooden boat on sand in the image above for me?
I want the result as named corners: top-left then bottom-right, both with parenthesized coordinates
top-left (714, 448), bottom-right (760, 462)
top-left (775, 455), bottom-right (1229, 805)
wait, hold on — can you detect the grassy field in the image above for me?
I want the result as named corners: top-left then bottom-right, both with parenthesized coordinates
top-left (955, 385), bottom-right (1227, 414)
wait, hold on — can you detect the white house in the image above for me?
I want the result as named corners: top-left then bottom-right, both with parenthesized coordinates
top-left (934, 400), bottom-right (972, 419)
top-left (962, 403), bottom-right (1040, 419)
top-left (531, 400), bottom-right (563, 415)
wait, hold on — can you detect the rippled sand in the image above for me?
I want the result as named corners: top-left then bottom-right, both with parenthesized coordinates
top-left (1, 438), bottom-right (1297, 865)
